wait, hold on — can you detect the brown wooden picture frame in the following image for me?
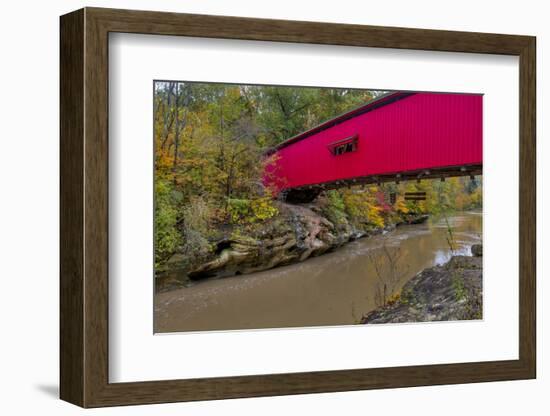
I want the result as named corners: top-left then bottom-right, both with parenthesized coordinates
top-left (60, 7), bottom-right (536, 408)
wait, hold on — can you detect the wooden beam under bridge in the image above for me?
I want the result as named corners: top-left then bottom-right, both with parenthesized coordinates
top-left (281, 164), bottom-right (481, 203)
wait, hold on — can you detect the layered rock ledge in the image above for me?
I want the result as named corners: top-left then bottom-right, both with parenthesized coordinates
top-left (163, 201), bottom-right (428, 282)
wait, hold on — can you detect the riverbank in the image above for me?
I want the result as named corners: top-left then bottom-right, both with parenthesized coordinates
top-left (154, 212), bottom-right (482, 332)
top-left (157, 196), bottom-right (428, 289)
top-left (361, 244), bottom-right (483, 324)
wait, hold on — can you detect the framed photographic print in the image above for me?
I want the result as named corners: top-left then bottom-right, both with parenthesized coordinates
top-left (60, 7), bottom-right (536, 407)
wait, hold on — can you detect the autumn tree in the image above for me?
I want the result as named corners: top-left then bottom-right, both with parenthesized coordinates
top-left (153, 80), bottom-right (482, 270)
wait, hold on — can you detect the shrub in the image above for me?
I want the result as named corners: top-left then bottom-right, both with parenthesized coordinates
top-left (342, 187), bottom-right (385, 228)
top-left (250, 196), bottom-right (279, 221)
top-left (182, 196), bottom-right (214, 257)
top-left (154, 179), bottom-right (181, 267)
top-left (227, 196), bottom-right (278, 224)
top-left (227, 198), bottom-right (252, 223)
top-left (322, 190), bottom-right (348, 225)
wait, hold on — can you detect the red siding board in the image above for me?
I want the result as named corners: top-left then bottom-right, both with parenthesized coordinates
top-left (264, 92), bottom-right (482, 193)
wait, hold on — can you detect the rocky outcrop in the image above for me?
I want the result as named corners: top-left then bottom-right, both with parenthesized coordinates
top-left (187, 203), bottom-right (359, 280)
top-left (164, 201), bottom-right (429, 282)
top-left (361, 247), bottom-right (483, 324)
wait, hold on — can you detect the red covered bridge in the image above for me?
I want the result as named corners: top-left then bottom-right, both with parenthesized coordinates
top-left (264, 92), bottom-right (482, 202)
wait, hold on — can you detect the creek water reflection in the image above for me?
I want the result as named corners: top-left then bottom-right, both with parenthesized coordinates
top-left (154, 211), bottom-right (482, 333)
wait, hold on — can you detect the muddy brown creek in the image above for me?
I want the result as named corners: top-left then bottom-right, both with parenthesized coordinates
top-left (154, 211), bottom-right (482, 333)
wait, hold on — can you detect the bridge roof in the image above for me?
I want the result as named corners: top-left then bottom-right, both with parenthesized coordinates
top-left (268, 91), bottom-right (414, 152)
